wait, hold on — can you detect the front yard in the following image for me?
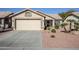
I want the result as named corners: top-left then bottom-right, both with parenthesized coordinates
top-left (42, 29), bottom-right (79, 48)
top-left (0, 30), bottom-right (79, 49)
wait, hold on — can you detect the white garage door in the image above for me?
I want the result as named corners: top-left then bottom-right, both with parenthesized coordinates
top-left (16, 20), bottom-right (42, 30)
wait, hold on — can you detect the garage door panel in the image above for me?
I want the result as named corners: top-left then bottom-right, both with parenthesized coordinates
top-left (16, 20), bottom-right (41, 30)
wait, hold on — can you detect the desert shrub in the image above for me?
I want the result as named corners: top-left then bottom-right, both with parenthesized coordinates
top-left (47, 27), bottom-right (53, 31)
top-left (60, 23), bottom-right (68, 28)
top-left (51, 29), bottom-right (56, 33)
top-left (47, 27), bottom-right (50, 30)
top-left (55, 24), bottom-right (59, 29)
top-left (51, 35), bottom-right (55, 38)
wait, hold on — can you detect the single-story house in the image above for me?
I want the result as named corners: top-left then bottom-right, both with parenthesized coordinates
top-left (10, 9), bottom-right (62, 30)
top-left (64, 12), bottom-right (79, 30)
top-left (0, 12), bottom-right (13, 31)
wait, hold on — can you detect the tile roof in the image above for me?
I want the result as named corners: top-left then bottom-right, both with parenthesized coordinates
top-left (48, 14), bottom-right (62, 19)
top-left (10, 9), bottom-right (45, 17)
top-left (0, 12), bottom-right (13, 18)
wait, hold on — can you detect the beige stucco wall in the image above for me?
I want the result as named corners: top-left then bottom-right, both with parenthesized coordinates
top-left (45, 16), bottom-right (53, 20)
top-left (12, 10), bottom-right (45, 30)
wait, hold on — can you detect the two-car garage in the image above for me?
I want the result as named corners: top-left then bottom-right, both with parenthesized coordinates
top-left (11, 9), bottom-right (45, 31)
top-left (15, 19), bottom-right (42, 30)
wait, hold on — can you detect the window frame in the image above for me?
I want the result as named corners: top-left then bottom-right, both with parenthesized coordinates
top-left (25, 11), bottom-right (32, 17)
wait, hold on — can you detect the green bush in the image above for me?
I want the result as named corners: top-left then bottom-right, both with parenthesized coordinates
top-left (61, 23), bottom-right (68, 28)
top-left (55, 25), bottom-right (59, 29)
top-left (51, 35), bottom-right (55, 38)
top-left (47, 27), bottom-right (50, 30)
top-left (51, 29), bottom-right (56, 33)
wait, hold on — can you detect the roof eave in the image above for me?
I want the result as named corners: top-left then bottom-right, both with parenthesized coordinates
top-left (10, 9), bottom-right (45, 18)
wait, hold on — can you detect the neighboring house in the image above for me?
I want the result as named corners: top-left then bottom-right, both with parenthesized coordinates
top-left (10, 9), bottom-right (62, 30)
top-left (0, 12), bottom-right (13, 31)
top-left (64, 12), bottom-right (79, 30)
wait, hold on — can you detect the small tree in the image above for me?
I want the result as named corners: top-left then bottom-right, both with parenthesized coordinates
top-left (51, 29), bottom-right (56, 33)
top-left (55, 24), bottom-right (60, 29)
top-left (59, 9), bottom-right (76, 21)
top-left (61, 23), bottom-right (68, 32)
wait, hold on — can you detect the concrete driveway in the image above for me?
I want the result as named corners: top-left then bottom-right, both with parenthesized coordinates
top-left (0, 31), bottom-right (42, 50)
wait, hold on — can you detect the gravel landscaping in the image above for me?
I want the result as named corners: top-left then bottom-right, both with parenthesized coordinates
top-left (42, 30), bottom-right (79, 48)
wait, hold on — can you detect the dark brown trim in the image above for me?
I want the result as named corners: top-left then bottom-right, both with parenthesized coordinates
top-left (15, 19), bottom-right (16, 30)
top-left (10, 18), bottom-right (12, 28)
top-left (5, 13), bottom-right (14, 18)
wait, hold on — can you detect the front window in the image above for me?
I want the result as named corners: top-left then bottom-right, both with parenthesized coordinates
top-left (46, 20), bottom-right (52, 27)
top-left (55, 20), bottom-right (60, 25)
top-left (25, 12), bottom-right (32, 17)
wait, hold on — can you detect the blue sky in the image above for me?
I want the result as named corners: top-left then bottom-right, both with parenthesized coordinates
top-left (0, 8), bottom-right (79, 14)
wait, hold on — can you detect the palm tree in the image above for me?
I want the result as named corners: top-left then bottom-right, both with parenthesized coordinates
top-left (59, 9), bottom-right (76, 32)
top-left (59, 9), bottom-right (76, 21)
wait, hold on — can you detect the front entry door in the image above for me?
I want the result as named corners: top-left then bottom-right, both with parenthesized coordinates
top-left (44, 20), bottom-right (52, 30)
